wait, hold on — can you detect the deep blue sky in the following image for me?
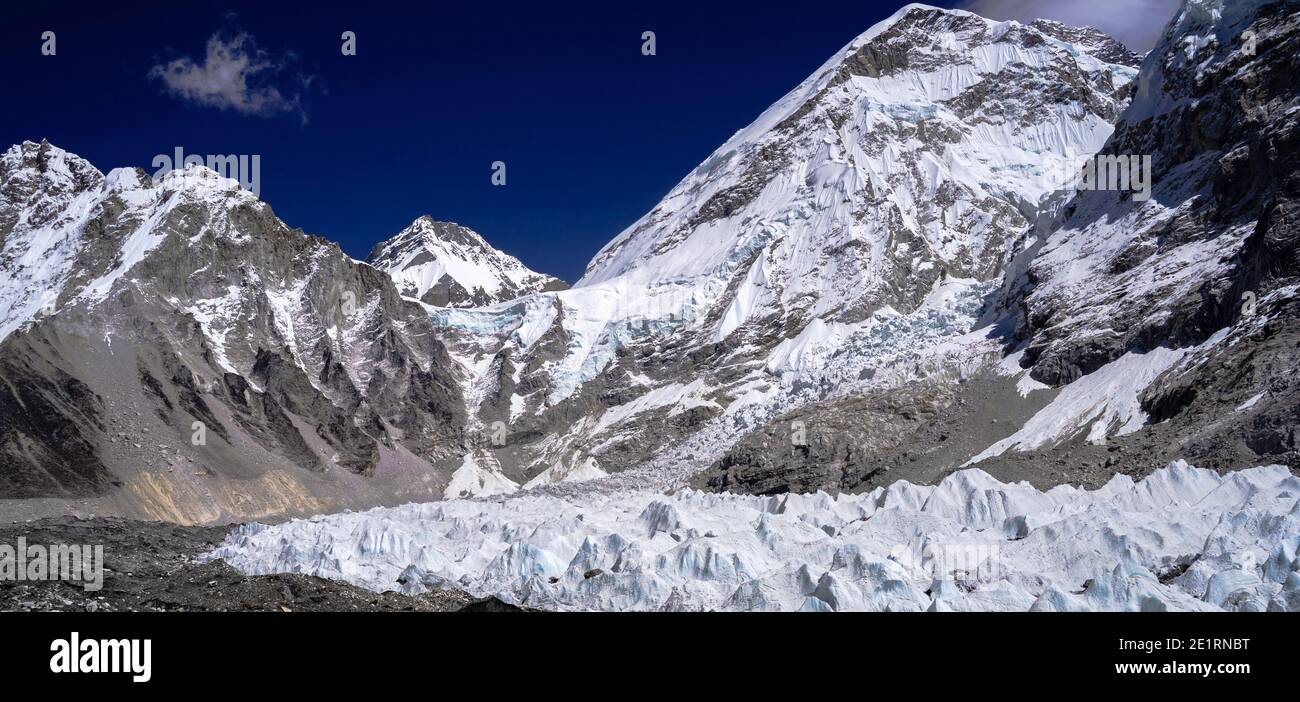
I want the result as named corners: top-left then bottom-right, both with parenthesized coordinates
top-left (1, 0), bottom-right (958, 282)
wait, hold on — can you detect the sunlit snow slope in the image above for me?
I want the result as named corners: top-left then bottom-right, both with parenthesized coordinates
top-left (402, 4), bottom-right (1141, 489)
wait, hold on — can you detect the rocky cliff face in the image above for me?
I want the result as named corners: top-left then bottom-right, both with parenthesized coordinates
top-left (0, 142), bottom-right (466, 523)
top-left (1021, 0), bottom-right (1299, 386)
top-left (1011, 0), bottom-right (1300, 469)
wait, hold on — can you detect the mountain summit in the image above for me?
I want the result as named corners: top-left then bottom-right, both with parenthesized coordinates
top-left (367, 217), bottom-right (566, 308)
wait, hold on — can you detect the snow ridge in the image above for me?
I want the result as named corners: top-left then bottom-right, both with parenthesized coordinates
top-left (367, 216), bottom-right (563, 308)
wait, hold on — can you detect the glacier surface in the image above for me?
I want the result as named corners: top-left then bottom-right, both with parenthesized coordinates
top-left (209, 461), bottom-right (1300, 612)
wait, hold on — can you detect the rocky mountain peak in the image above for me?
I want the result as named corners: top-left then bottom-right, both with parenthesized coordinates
top-left (367, 217), bottom-right (566, 308)
top-left (1028, 19), bottom-right (1143, 67)
top-left (374, 216), bottom-right (493, 256)
top-left (1, 141), bottom-right (103, 227)
top-left (2, 140), bottom-right (101, 183)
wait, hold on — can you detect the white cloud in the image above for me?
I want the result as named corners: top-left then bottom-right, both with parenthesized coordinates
top-left (960, 0), bottom-right (1181, 52)
top-left (149, 32), bottom-right (311, 122)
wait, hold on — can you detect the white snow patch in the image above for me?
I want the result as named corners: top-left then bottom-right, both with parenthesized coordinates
top-left (1016, 373), bottom-right (1051, 397)
top-left (522, 456), bottom-right (608, 489)
top-left (969, 331), bottom-right (1229, 464)
top-left (444, 452), bottom-right (519, 499)
top-left (1236, 392), bottom-right (1265, 413)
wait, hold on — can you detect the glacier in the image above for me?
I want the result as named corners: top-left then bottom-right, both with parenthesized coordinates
top-left (208, 460), bottom-right (1300, 612)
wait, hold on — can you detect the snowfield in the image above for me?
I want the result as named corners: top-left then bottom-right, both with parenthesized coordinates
top-left (208, 461), bottom-right (1300, 612)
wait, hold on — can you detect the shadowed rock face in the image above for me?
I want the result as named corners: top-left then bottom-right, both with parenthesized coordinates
top-left (0, 141), bottom-right (467, 524)
top-left (0, 330), bottom-right (111, 498)
top-left (1014, 0), bottom-right (1300, 473)
top-left (1027, 19), bottom-right (1143, 68)
top-left (1021, 1), bottom-right (1300, 386)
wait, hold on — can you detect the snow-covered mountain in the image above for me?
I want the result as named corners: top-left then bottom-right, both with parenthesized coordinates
top-left (1004, 0), bottom-right (1300, 466)
top-left (578, 7), bottom-right (1135, 311)
top-left (211, 0), bottom-right (1300, 611)
top-left (1022, 0), bottom-right (1298, 386)
top-left (367, 216), bottom-right (566, 308)
top-left (2, 0), bottom-right (1294, 538)
top-left (0, 141), bottom-right (466, 523)
top-left (418, 4), bottom-right (1142, 491)
top-left (701, 0), bottom-right (1300, 494)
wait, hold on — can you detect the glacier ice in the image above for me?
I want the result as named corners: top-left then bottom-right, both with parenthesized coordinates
top-left (208, 460), bottom-right (1300, 612)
